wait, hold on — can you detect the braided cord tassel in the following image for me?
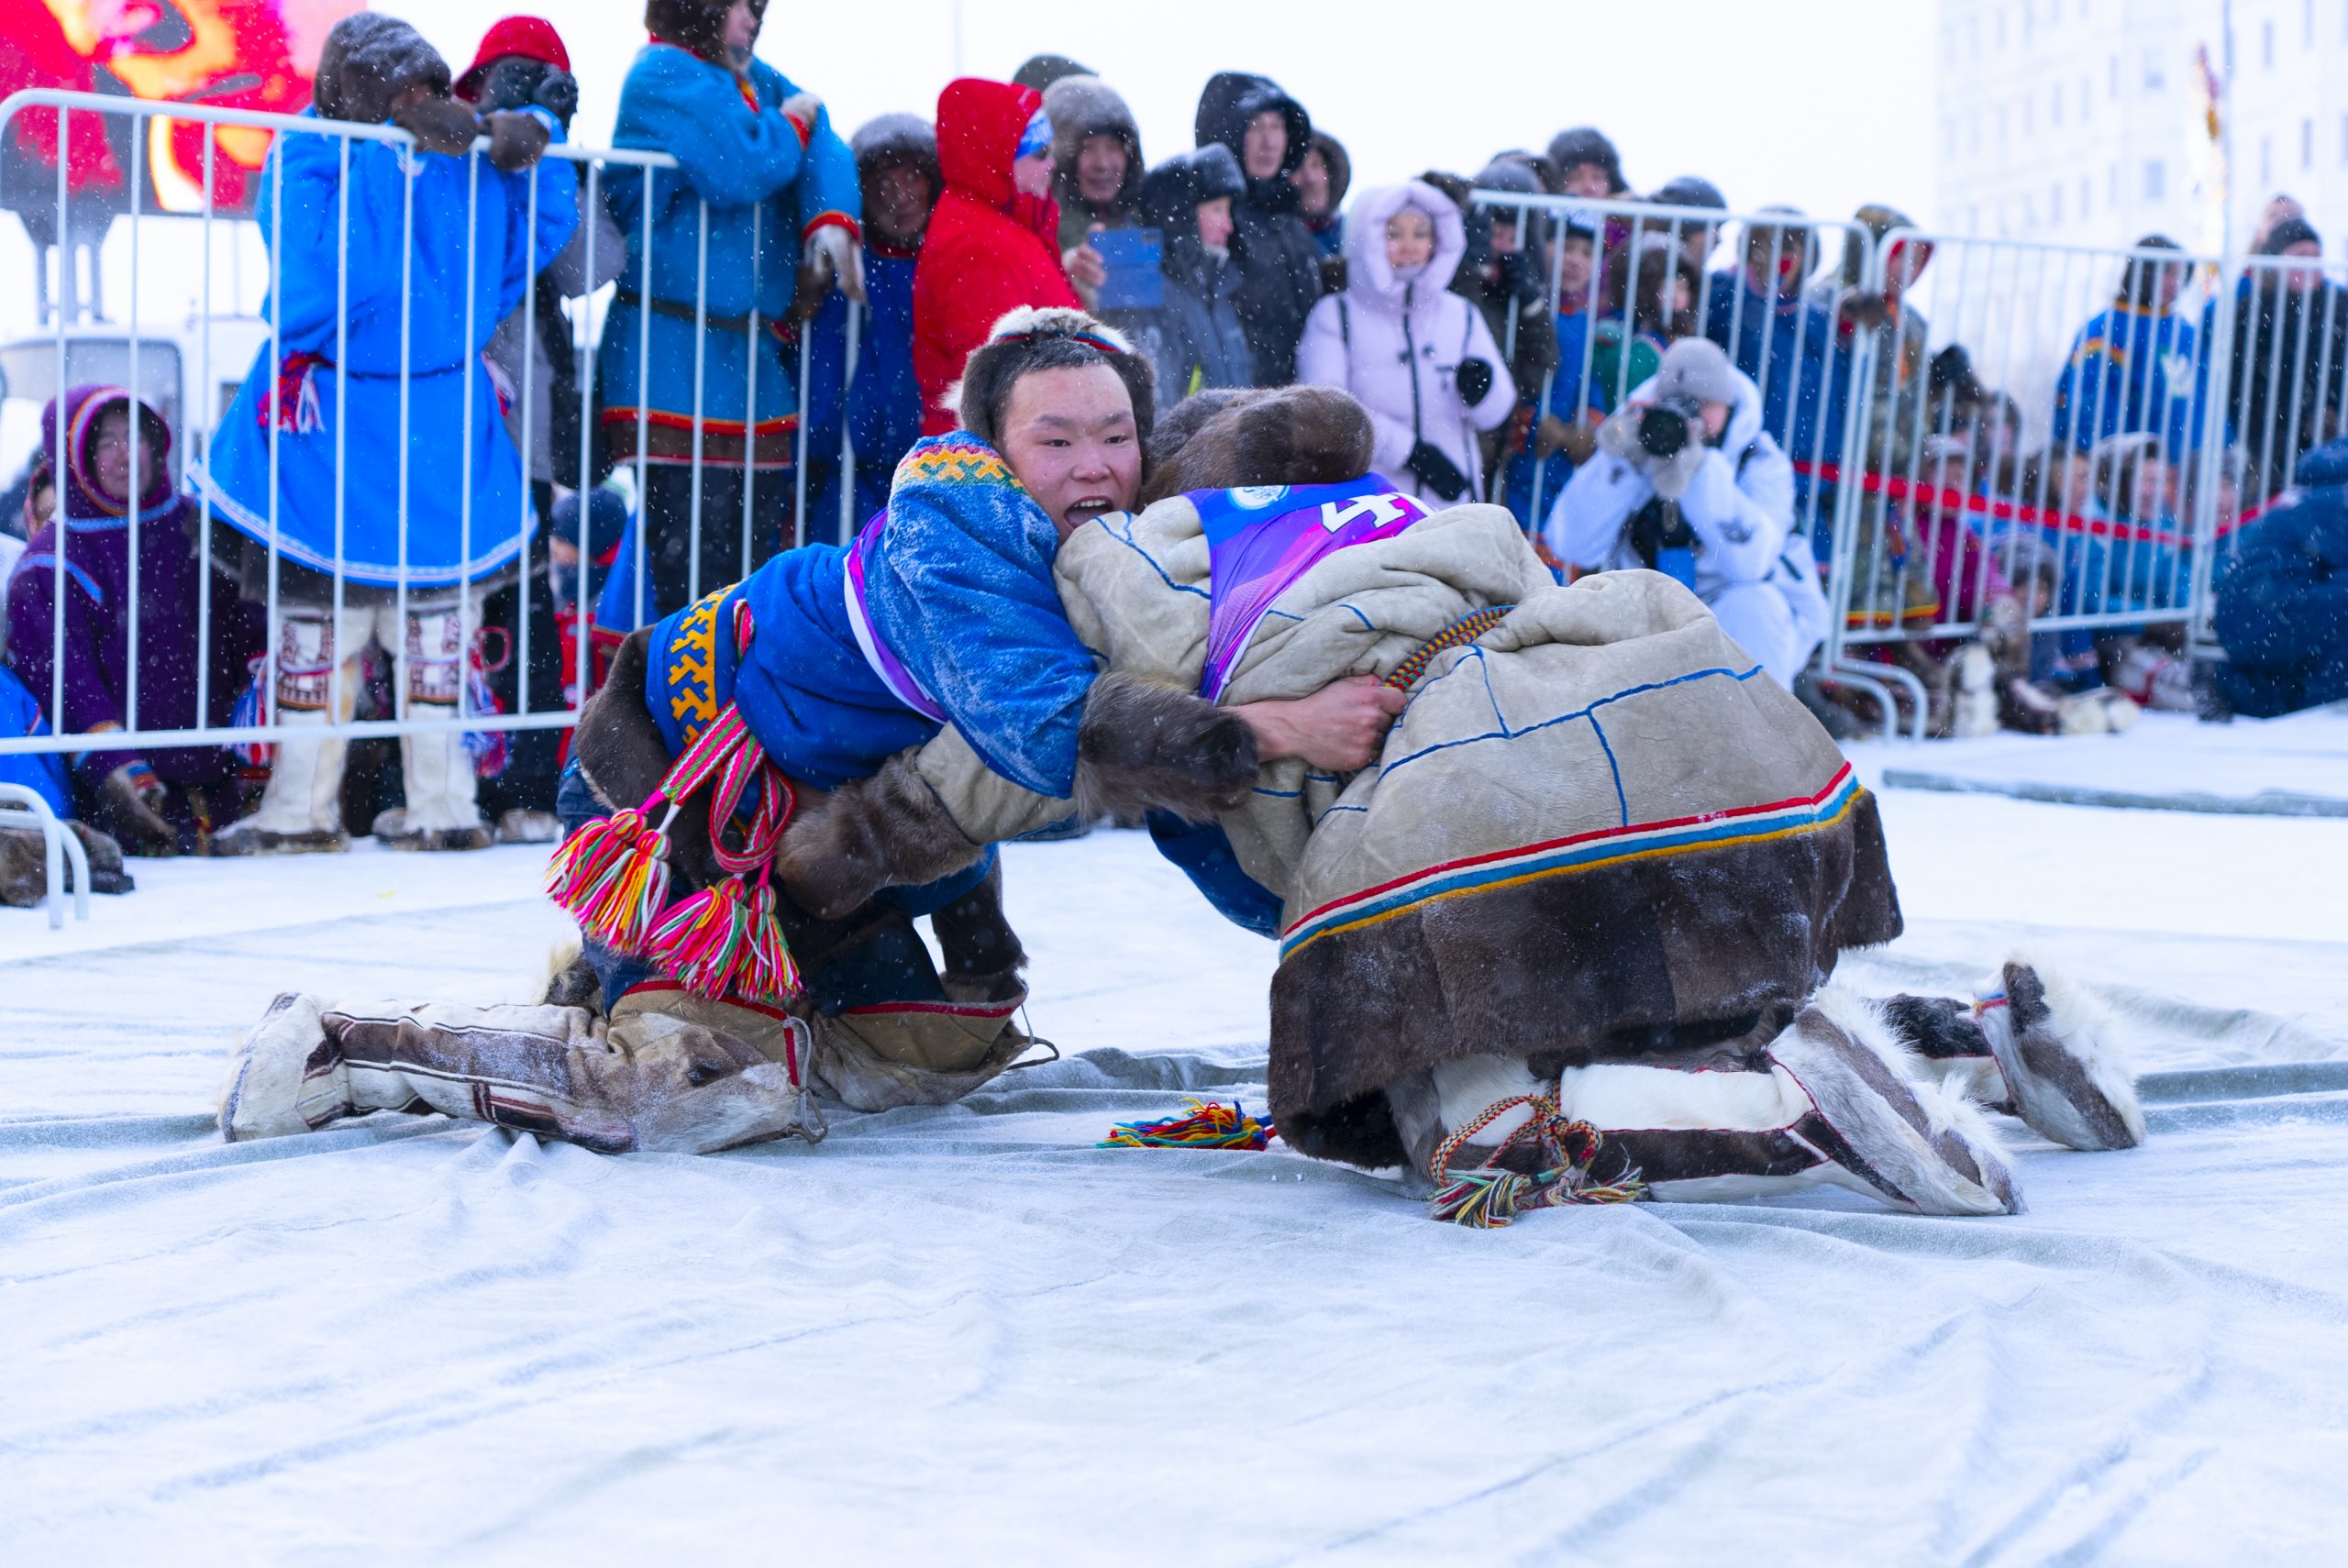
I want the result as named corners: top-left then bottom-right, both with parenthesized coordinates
top-left (1425, 1096), bottom-right (1646, 1229)
top-left (545, 799), bottom-right (673, 955)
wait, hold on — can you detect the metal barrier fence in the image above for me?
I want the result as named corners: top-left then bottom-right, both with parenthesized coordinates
top-left (0, 89), bottom-right (2338, 792)
top-left (0, 88), bottom-right (832, 777)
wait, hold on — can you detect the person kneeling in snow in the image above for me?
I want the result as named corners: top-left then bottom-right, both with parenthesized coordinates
top-left (217, 310), bottom-right (1395, 1154)
top-left (776, 380), bottom-right (2146, 1223)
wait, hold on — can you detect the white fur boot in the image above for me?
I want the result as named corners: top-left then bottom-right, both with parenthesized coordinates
top-left (374, 605), bottom-right (490, 851)
top-left (1970, 957), bottom-right (2146, 1151)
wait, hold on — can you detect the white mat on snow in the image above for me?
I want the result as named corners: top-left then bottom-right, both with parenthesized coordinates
top-left (4, 801), bottom-right (2346, 1563)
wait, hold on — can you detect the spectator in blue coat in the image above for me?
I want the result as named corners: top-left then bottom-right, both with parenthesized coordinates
top-left (1701, 206), bottom-right (1844, 531)
top-left (193, 14), bottom-right (578, 856)
top-left (599, 0), bottom-right (860, 613)
top-left (2213, 438), bottom-right (2348, 717)
top-left (2051, 235), bottom-right (2202, 456)
top-left (802, 114), bottom-right (940, 546)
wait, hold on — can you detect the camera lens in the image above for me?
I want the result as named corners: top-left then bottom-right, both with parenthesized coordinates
top-left (1636, 406), bottom-right (1689, 461)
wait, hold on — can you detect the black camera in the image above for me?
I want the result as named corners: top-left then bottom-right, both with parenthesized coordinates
top-left (1635, 394), bottom-right (1707, 461)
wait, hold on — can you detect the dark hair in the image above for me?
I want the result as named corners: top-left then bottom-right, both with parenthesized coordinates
top-left (1600, 244), bottom-right (1700, 340)
top-left (954, 309), bottom-right (1157, 453)
top-left (2119, 235), bottom-right (2186, 309)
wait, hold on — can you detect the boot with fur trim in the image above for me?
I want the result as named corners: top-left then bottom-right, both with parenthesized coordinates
top-left (1763, 988), bottom-right (2021, 1215)
top-left (1972, 958), bottom-right (2145, 1151)
top-left (219, 992), bottom-right (345, 1141)
top-left (223, 989), bottom-right (819, 1154)
top-left (1383, 992), bottom-right (2022, 1217)
top-left (1883, 961), bottom-right (2145, 1152)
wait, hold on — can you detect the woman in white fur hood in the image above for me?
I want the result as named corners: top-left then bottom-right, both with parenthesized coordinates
top-left (1296, 181), bottom-right (1516, 510)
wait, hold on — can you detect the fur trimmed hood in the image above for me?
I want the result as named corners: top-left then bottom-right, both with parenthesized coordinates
top-left (1045, 74), bottom-right (1144, 218)
top-left (852, 112), bottom-right (940, 191)
top-left (1344, 182), bottom-right (1468, 313)
top-left (313, 14), bottom-right (451, 125)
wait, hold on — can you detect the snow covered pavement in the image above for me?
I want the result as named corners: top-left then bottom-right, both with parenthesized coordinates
top-left (4, 735), bottom-right (2346, 1562)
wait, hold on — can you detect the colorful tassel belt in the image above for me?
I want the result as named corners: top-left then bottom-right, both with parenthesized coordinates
top-left (545, 596), bottom-right (803, 1004)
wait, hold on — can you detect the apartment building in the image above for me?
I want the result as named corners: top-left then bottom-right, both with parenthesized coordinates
top-left (1938, 0), bottom-right (2348, 253)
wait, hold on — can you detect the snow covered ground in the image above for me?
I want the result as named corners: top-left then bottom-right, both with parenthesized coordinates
top-left (4, 717), bottom-right (2346, 1563)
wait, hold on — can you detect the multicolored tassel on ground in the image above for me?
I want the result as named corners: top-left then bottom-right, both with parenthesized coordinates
top-left (1102, 1099), bottom-right (1277, 1150)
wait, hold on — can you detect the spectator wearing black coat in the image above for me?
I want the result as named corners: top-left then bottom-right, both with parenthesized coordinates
top-left (1132, 145), bottom-right (1255, 401)
top-left (1194, 72), bottom-right (1324, 386)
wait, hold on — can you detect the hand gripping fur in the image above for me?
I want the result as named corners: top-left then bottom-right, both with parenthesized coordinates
top-left (774, 671), bottom-right (1257, 921)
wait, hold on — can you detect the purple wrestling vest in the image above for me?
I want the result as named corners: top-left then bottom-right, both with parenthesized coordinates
top-left (1193, 477), bottom-right (1430, 701)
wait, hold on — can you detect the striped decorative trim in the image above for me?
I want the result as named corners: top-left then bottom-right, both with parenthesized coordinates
top-left (1279, 764), bottom-right (1867, 963)
top-left (892, 440), bottom-right (1020, 490)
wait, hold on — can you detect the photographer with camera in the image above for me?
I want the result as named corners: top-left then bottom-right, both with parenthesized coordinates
top-left (1543, 337), bottom-right (1830, 688)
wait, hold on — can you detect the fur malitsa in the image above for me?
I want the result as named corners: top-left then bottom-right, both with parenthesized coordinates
top-left (313, 14), bottom-right (451, 125)
top-left (774, 671), bottom-right (1258, 920)
top-left (953, 307), bottom-right (1157, 452)
top-left (1139, 384), bottom-right (1376, 504)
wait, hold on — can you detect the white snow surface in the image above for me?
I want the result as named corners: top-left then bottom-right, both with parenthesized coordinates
top-left (5, 734), bottom-right (2347, 1563)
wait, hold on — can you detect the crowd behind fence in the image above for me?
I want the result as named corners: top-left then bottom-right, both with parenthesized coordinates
top-left (0, 86), bottom-right (2337, 801)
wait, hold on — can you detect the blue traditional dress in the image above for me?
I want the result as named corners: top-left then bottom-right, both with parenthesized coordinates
top-left (194, 109), bottom-right (579, 587)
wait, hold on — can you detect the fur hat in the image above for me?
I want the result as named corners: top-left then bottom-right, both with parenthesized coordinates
top-left (2258, 215), bottom-right (2321, 255)
top-left (644, 0), bottom-right (738, 63)
top-left (1650, 174), bottom-right (1727, 212)
top-left (1138, 385), bottom-right (1376, 505)
top-left (1045, 75), bottom-right (1145, 215)
top-left (1545, 126), bottom-right (1626, 194)
top-left (1470, 159), bottom-right (1542, 200)
top-left (851, 113), bottom-right (940, 190)
top-left (952, 307), bottom-right (1156, 452)
top-left (313, 14), bottom-right (451, 125)
top-left (1012, 53), bottom-right (1093, 93)
top-left (1647, 337), bottom-right (1743, 409)
top-left (1140, 144), bottom-right (1246, 232)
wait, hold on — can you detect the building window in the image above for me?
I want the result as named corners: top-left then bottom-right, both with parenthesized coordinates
top-left (2144, 50), bottom-right (2166, 92)
top-left (2308, 0), bottom-right (2318, 46)
top-left (2022, 94), bottom-right (2035, 135)
top-left (2307, 117), bottom-right (2318, 169)
top-left (2263, 19), bottom-right (2276, 67)
top-left (2144, 160), bottom-right (2165, 201)
top-left (2339, 112), bottom-right (2348, 163)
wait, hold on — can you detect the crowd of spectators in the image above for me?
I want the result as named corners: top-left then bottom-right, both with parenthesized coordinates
top-left (4, 1), bottom-right (2346, 897)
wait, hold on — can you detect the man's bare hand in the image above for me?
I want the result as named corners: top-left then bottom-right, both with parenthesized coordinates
top-left (1235, 675), bottom-right (1408, 772)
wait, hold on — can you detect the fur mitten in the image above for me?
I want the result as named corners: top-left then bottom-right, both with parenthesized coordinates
top-left (483, 110), bottom-right (551, 172)
top-left (392, 95), bottom-right (484, 158)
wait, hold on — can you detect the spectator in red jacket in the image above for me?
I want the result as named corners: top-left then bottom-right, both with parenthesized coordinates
top-left (913, 77), bottom-right (1080, 434)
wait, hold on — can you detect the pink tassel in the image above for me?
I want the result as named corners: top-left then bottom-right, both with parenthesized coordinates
top-left (545, 805), bottom-right (671, 955)
top-left (647, 876), bottom-right (803, 1002)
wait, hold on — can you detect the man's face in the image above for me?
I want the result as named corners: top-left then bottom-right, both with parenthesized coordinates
top-left (999, 364), bottom-right (1142, 537)
top-left (1290, 147), bottom-right (1330, 216)
top-left (1076, 135), bottom-right (1126, 204)
top-left (1558, 235), bottom-right (1593, 297)
top-left (1749, 231), bottom-right (1808, 297)
top-left (724, 0), bottom-right (758, 55)
top-left (1195, 196), bottom-right (1235, 251)
top-left (1561, 161), bottom-right (1611, 199)
top-left (1242, 110), bottom-right (1287, 182)
top-left (867, 162), bottom-right (935, 247)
